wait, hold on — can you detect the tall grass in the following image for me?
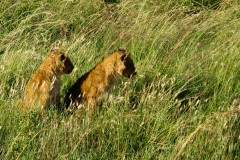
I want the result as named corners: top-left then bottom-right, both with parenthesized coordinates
top-left (1, 0), bottom-right (240, 159)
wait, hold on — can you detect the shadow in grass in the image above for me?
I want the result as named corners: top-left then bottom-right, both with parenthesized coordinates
top-left (184, 0), bottom-right (223, 15)
top-left (103, 0), bottom-right (121, 4)
top-left (0, 50), bottom-right (4, 55)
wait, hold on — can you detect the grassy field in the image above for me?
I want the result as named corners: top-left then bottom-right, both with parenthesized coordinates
top-left (1, 0), bottom-right (240, 159)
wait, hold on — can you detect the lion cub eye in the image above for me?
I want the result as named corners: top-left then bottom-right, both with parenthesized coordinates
top-left (59, 54), bottom-right (66, 61)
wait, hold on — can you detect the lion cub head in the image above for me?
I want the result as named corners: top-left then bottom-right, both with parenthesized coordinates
top-left (115, 49), bottom-right (137, 78)
top-left (49, 48), bottom-right (74, 74)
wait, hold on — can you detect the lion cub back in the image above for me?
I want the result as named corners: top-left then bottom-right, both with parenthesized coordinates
top-left (23, 49), bottom-right (74, 110)
top-left (65, 49), bottom-right (136, 112)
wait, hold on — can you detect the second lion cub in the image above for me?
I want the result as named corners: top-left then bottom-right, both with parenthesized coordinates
top-left (65, 49), bottom-right (137, 113)
top-left (23, 48), bottom-right (74, 111)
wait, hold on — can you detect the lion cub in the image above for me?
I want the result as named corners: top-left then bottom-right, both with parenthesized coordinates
top-left (64, 49), bottom-right (137, 113)
top-left (23, 48), bottom-right (74, 111)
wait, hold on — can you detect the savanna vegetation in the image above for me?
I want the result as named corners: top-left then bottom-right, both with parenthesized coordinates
top-left (1, 0), bottom-right (240, 159)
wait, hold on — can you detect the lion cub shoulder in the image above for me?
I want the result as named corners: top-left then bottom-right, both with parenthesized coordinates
top-left (65, 49), bottom-right (136, 112)
top-left (23, 48), bottom-right (74, 110)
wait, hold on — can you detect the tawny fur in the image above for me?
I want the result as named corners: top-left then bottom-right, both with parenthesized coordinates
top-left (65, 49), bottom-right (136, 113)
top-left (23, 48), bottom-right (74, 110)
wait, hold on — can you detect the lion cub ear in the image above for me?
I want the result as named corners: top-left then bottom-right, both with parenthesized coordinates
top-left (118, 48), bottom-right (126, 52)
top-left (118, 48), bottom-right (129, 61)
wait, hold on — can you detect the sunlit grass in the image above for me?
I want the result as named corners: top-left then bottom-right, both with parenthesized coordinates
top-left (1, 0), bottom-right (240, 159)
